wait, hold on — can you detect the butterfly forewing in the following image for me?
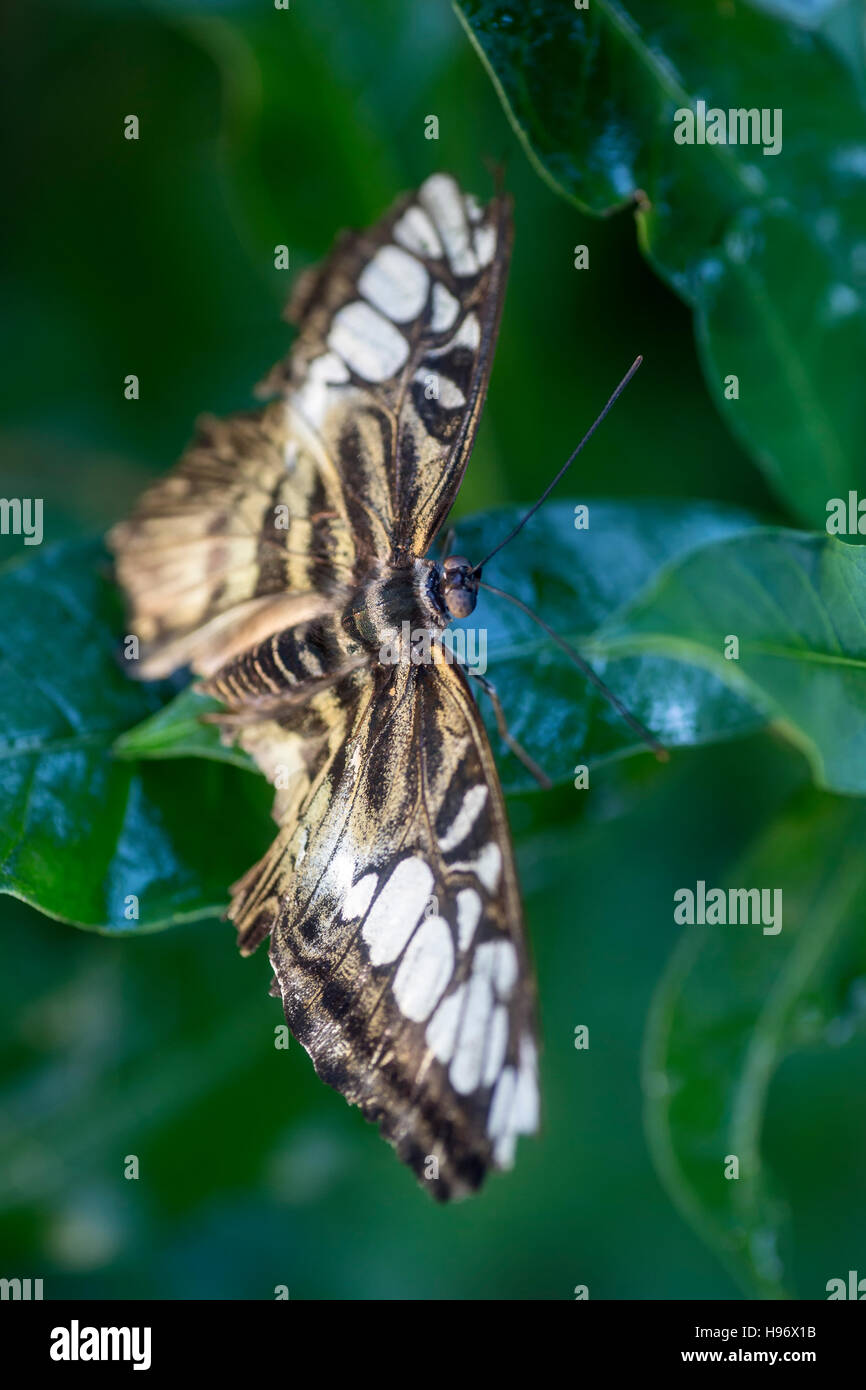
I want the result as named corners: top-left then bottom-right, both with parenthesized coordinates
top-left (106, 403), bottom-right (356, 678)
top-left (260, 173), bottom-right (513, 558)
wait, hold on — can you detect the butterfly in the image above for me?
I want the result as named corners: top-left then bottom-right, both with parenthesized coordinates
top-left (108, 173), bottom-right (539, 1200)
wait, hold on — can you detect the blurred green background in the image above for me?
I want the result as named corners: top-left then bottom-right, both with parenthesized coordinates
top-left (1, 0), bottom-right (864, 1299)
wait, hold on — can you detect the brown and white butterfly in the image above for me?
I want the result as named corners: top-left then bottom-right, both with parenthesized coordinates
top-left (108, 173), bottom-right (539, 1200)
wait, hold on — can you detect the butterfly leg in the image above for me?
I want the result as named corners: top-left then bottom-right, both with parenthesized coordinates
top-left (470, 672), bottom-right (552, 789)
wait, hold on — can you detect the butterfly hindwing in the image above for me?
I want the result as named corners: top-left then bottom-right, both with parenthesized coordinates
top-left (229, 649), bottom-right (538, 1199)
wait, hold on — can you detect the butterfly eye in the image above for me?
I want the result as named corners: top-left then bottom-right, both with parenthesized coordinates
top-left (442, 555), bottom-right (478, 619)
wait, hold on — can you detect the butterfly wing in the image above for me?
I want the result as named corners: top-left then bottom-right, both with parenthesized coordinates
top-left (260, 172), bottom-right (513, 559)
top-left (107, 174), bottom-right (510, 677)
top-left (229, 647), bottom-right (539, 1199)
top-left (106, 403), bottom-right (357, 678)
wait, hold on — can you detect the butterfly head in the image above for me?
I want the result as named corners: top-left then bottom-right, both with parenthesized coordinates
top-left (441, 554), bottom-right (479, 620)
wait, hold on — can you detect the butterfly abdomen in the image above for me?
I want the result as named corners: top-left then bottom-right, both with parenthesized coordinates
top-left (201, 613), bottom-right (365, 709)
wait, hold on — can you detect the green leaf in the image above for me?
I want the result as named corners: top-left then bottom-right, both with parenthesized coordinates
top-left (114, 687), bottom-right (255, 772)
top-left (598, 530), bottom-right (866, 794)
top-left (454, 499), bottom-right (764, 788)
top-left (643, 789), bottom-right (866, 1298)
top-left (454, 0), bottom-right (866, 526)
top-left (0, 542), bottom-right (272, 933)
top-left (118, 499), bottom-right (765, 793)
top-left (694, 201), bottom-right (866, 523)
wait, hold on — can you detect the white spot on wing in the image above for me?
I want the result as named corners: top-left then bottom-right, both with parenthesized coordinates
top-left (493, 1132), bottom-right (516, 1167)
top-left (358, 245), bottom-right (429, 323)
top-left (393, 206), bottom-right (443, 259)
top-left (419, 174), bottom-right (479, 276)
top-left (513, 1037), bottom-right (540, 1131)
top-left (430, 282), bottom-right (460, 333)
top-left (328, 301), bottom-right (409, 382)
top-left (454, 313), bottom-right (481, 350)
top-left (496, 942), bottom-right (518, 996)
top-left (413, 370), bottom-right (466, 409)
top-left (292, 350), bottom-right (350, 427)
top-left (439, 784), bottom-right (488, 853)
top-left (476, 939), bottom-right (518, 999)
top-left (342, 872), bottom-right (377, 921)
top-left (474, 223), bottom-right (496, 267)
top-left (489, 1037), bottom-right (538, 1166)
top-left (393, 914), bottom-right (454, 1022)
top-left (488, 1066), bottom-right (516, 1139)
top-left (315, 350), bottom-right (349, 382)
top-left (482, 1005), bottom-right (509, 1087)
top-left (425, 984), bottom-right (464, 1064)
top-left (322, 848), bottom-right (356, 900)
top-left (430, 313), bottom-right (480, 358)
top-left (452, 841), bottom-right (502, 893)
top-left (449, 968), bottom-right (494, 1094)
top-left (487, 1041), bottom-right (538, 1168)
top-left (439, 378), bottom-right (466, 409)
top-left (361, 857), bottom-right (433, 964)
top-left (456, 889), bottom-right (482, 950)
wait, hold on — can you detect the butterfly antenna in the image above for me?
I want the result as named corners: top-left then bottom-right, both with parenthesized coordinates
top-left (479, 580), bottom-right (668, 762)
top-left (471, 356), bottom-right (643, 574)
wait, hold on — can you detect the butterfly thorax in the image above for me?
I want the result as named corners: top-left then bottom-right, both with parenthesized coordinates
top-left (345, 557), bottom-right (448, 658)
top-left (345, 553), bottom-right (481, 663)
